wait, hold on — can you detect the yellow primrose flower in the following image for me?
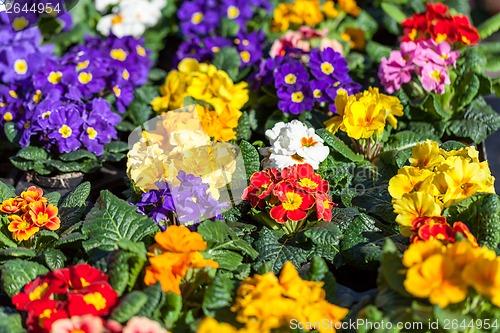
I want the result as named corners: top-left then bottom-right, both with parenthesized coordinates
top-left (388, 166), bottom-right (434, 199)
top-left (462, 256), bottom-right (500, 307)
top-left (325, 87), bottom-right (403, 140)
top-left (338, 0), bottom-right (361, 16)
top-left (438, 158), bottom-right (495, 207)
top-left (292, 0), bottom-right (324, 26)
top-left (408, 140), bottom-right (445, 170)
top-left (402, 239), bottom-right (445, 267)
top-left (151, 58), bottom-right (248, 141)
top-left (272, 0), bottom-right (323, 32)
top-left (322, 1), bottom-right (339, 18)
top-left (404, 253), bottom-right (468, 308)
top-left (393, 192), bottom-right (443, 235)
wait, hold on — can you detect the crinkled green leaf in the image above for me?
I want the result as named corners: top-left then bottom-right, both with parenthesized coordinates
top-left (317, 129), bottom-right (364, 162)
top-left (239, 140), bottom-right (260, 179)
top-left (82, 191), bottom-right (159, 260)
top-left (111, 291), bottom-right (148, 323)
top-left (478, 12), bottom-right (500, 39)
top-left (202, 273), bottom-right (235, 316)
top-left (137, 283), bottom-right (164, 318)
top-left (16, 147), bottom-right (48, 161)
top-left (0, 181), bottom-right (16, 202)
top-left (253, 228), bottom-right (309, 274)
top-left (43, 248), bottom-right (66, 270)
top-left (60, 150), bottom-right (96, 162)
top-left (59, 182), bottom-right (91, 232)
top-left (212, 47), bottom-right (240, 81)
top-left (1, 259), bottom-right (49, 297)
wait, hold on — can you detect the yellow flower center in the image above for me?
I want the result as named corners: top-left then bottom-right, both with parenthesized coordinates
top-left (430, 70), bottom-right (441, 83)
top-left (12, 17), bottom-right (29, 31)
top-left (59, 125), bottom-right (72, 138)
top-left (234, 38), bottom-right (240, 45)
top-left (122, 69), bottom-right (130, 80)
top-left (42, 111), bottom-right (51, 119)
top-left (284, 74), bottom-right (297, 84)
top-left (291, 91), bottom-right (304, 103)
top-left (113, 85), bottom-right (121, 97)
top-left (191, 12), bottom-right (204, 24)
top-left (110, 49), bottom-right (128, 61)
top-left (87, 127), bottom-right (98, 140)
top-left (47, 71), bottom-right (63, 84)
top-left (227, 5), bottom-right (240, 19)
top-left (78, 72), bottom-right (93, 84)
top-left (240, 51), bottom-right (251, 63)
top-left (282, 192), bottom-right (303, 211)
top-left (323, 199), bottom-right (330, 209)
top-left (440, 53), bottom-right (450, 61)
top-left (33, 90), bottom-right (42, 104)
top-left (409, 28), bottom-right (418, 41)
top-left (313, 89), bottom-right (322, 98)
top-left (83, 292), bottom-right (107, 311)
top-left (299, 178), bottom-right (318, 190)
top-left (136, 45), bottom-right (147, 57)
top-left (436, 33), bottom-right (448, 43)
top-left (17, 220), bottom-right (31, 231)
top-left (462, 36), bottom-right (471, 45)
top-left (29, 282), bottom-right (49, 301)
top-left (3, 112), bottom-right (13, 122)
top-left (242, 39), bottom-right (249, 46)
top-left (24, 121), bottom-right (31, 129)
top-left (321, 62), bottom-right (334, 75)
top-left (77, 60), bottom-right (89, 70)
top-left (81, 278), bottom-right (90, 287)
top-left (14, 59), bottom-right (28, 75)
top-left (9, 90), bottom-right (18, 98)
top-left (37, 212), bottom-right (50, 225)
top-left (111, 14), bottom-right (123, 25)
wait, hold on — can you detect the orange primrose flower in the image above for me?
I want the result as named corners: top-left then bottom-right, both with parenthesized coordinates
top-left (20, 186), bottom-right (47, 204)
top-left (27, 201), bottom-right (60, 230)
top-left (8, 214), bottom-right (39, 241)
top-left (0, 197), bottom-right (25, 214)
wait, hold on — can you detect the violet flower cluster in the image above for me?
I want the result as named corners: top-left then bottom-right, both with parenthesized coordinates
top-left (378, 40), bottom-right (459, 95)
top-left (260, 47), bottom-right (360, 114)
top-left (175, 0), bottom-right (270, 67)
top-left (0, 13), bottom-right (152, 156)
top-left (135, 171), bottom-right (228, 230)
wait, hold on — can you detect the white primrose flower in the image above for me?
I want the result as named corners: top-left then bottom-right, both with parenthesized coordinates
top-left (262, 120), bottom-right (330, 170)
top-left (96, 0), bottom-right (167, 37)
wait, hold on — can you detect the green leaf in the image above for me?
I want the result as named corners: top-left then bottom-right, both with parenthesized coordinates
top-left (478, 12), bottom-right (500, 39)
top-left (60, 150), bottom-right (96, 162)
top-left (355, 11), bottom-right (379, 40)
top-left (33, 230), bottom-right (59, 249)
top-left (16, 147), bottom-right (48, 161)
top-left (0, 247), bottom-right (37, 260)
top-left (104, 141), bottom-right (129, 154)
top-left (304, 222), bottom-right (342, 263)
top-left (9, 157), bottom-right (34, 171)
top-left (4, 122), bottom-right (19, 143)
top-left (45, 192), bottom-right (61, 206)
top-left (340, 214), bottom-right (385, 269)
top-left (111, 291), bottom-right (149, 323)
top-left (137, 283), bottom-right (164, 317)
top-left (160, 292), bottom-right (183, 327)
top-left (220, 18), bottom-right (240, 37)
top-left (380, 2), bottom-right (407, 24)
top-left (365, 41), bottom-right (391, 63)
top-left (239, 140), bottom-right (260, 178)
top-left (107, 250), bottom-right (134, 296)
top-left (303, 256), bottom-right (330, 281)
top-left (207, 250), bottom-right (243, 270)
top-left (126, 86), bottom-right (157, 126)
top-left (82, 191), bottom-right (159, 260)
top-left (317, 129), bottom-right (364, 162)
top-left (43, 248), bottom-right (66, 270)
top-left (380, 239), bottom-right (411, 298)
top-left (253, 228), bottom-right (309, 274)
top-left (448, 97), bottom-right (500, 144)
top-left (212, 47), bottom-right (240, 81)
top-left (0, 232), bottom-right (17, 249)
top-left (202, 273), bottom-right (235, 316)
top-left (59, 182), bottom-right (91, 232)
top-left (1, 259), bottom-right (49, 297)
top-left (148, 68), bottom-right (167, 82)
top-left (440, 140), bottom-right (466, 151)
top-left (0, 308), bottom-right (25, 333)
top-left (446, 193), bottom-right (500, 249)
top-left (383, 131), bottom-right (426, 152)
top-left (0, 181), bottom-right (16, 202)
top-left (452, 73), bottom-right (480, 111)
top-left (54, 232), bottom-right (87, 247)
top-left (48, 160), bottom-right (85, 173)
top-left (236, 111), bottom-right (252, 141)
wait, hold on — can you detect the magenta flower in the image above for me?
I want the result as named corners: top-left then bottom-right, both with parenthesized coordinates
top-left (378, 50), bottom-right (414, 93)
top-left (421, 63), bottom-right (450, 94)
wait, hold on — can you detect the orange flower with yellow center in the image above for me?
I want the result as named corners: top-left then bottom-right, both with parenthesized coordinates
top-left (0, 197), bottom-right (25, 214)
top-left (7, 214), bottom-right (39, 241)
top-left (20, 186), bottom-right (47, 204)
top-left (27, 201), bottom-right (60, 230)
top-left (270, 181), bottom-right (315, 223)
